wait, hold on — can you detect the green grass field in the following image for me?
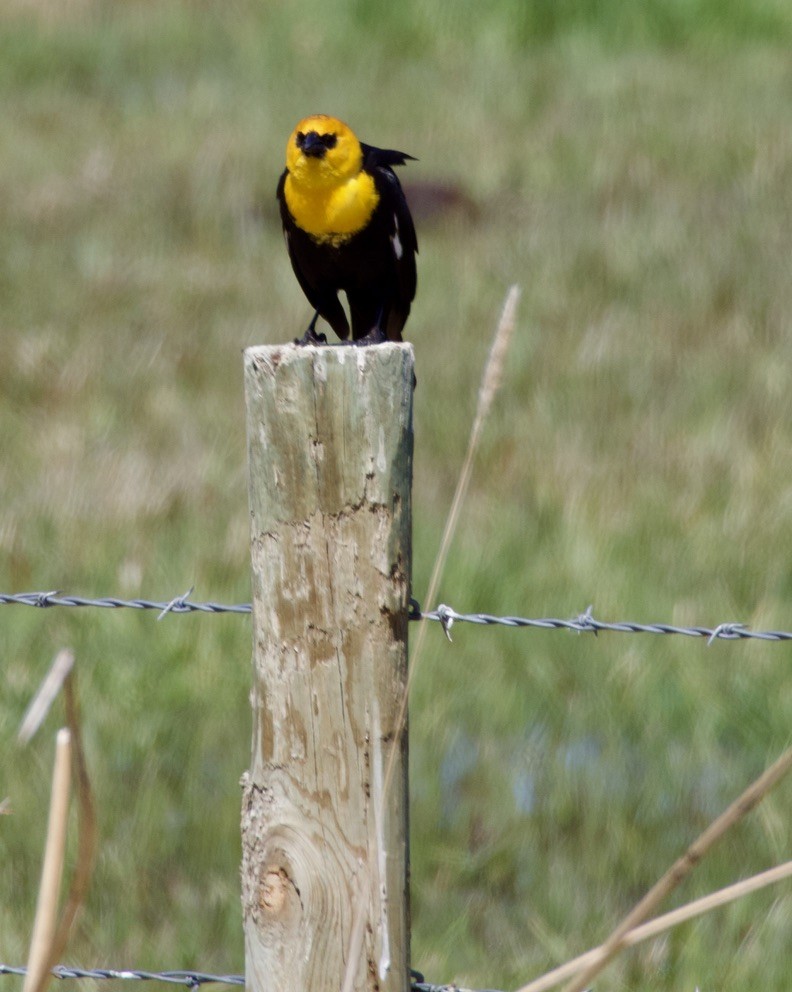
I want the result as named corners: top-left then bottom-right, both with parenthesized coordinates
top-left (3, 1), bottom-right (792, 988)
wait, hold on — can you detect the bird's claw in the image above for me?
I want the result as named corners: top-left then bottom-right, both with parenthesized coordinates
top-left (294, 328), bottom-right (328, 346)
top-left (353, 327), bottom-right (387, 346)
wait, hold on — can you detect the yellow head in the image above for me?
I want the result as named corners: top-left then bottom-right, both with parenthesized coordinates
top-left (285, 115), bottom-right (363, 189)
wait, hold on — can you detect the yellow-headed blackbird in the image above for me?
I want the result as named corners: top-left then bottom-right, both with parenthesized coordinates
top-left (277, 114), bottom-right (418, 345)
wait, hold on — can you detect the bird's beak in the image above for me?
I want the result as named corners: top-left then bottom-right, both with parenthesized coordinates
top-left (300, 131), bottom-right (327, 159)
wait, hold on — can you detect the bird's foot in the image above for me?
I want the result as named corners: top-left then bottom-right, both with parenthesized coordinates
top-left (353, 327), bottom-right (387, 346)
top-left (294, 327), bottom-right (328, 346)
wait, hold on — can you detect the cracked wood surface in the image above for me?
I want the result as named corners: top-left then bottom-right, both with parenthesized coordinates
top-left (242, 343), bottom-right (413, 992)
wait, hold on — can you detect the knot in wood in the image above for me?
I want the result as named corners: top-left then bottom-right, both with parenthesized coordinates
top-left (261, 867), bottom-right (289, 914)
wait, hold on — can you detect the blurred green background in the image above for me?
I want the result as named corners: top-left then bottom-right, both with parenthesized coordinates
top-left (2, 1), bottom-right (792, 988)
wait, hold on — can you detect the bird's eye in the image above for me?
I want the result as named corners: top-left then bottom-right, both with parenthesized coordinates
top-left (296, 131), bottom-right (306, 146)
top-left (323, 133), bottom-right (338, 149)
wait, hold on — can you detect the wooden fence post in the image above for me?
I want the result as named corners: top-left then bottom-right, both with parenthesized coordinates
top-left (241, 343), bottom-right (414, 992)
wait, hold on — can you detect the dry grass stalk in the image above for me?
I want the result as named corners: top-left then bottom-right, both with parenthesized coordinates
top-left (518, 858), bottom-right (792, 992)
top-left (409, 283), bottom-right (521, 673)
top-left (18, 650), bottom-right (76, 744)
top-left (23, 728), bottom-right (72, 992)
top-left (558, 742), bottom-right (792, 992)
top-left (388, 284), bottom-right (520, 806)
top-left (384, 283), bottom-right (520, 801)
top-left (50, 670), bottom-right (98, 966)
top-left (18, 652), bottom-right (97, 985)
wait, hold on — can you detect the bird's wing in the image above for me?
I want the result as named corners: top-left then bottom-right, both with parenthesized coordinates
top-left (361, 144), bottom-right (418, 309)
top-left (360, 142), bottom-right (417, 171)
top-left (369, 166), bottom-right (418, 329)
top-left (392, 173), bottom-right (418, 305)
top-left (364, 148), bottom-right (418, 256)
top-left (375, 166), bottom-right (418, 259)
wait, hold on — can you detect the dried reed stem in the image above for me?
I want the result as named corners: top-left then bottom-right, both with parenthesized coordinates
top-left (558, 742), bottom-right (792, 992)
top-left (385, 284), bottom-right (520, 808)
top-left (50, 670), bottom-right (97, 966)
top-left (518, 859), bottom-right (792, 992)
top-left (18, 651), bottom-right (97, 981)
top-left (18, 649), bottom-right (75, 744)
top-left (23, 728), bottom-right (72, 992)
top-left (410, 283), bottom-right (521, 671)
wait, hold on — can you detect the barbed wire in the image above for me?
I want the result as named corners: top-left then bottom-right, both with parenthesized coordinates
top-left (0, 966), bottom-right (244, 988)
top-left (0, 590), bottom-right (251, 618)
top-left (414, 983), bottom-right (508, 992)
top-left (0, 965), bottom-right (487, 992)
top-left (417, 603), bottom-right (792, 644)
top-left (413, 985), bottom-right (507, 992)
top-left (3, 589), bottom-right (792, 644)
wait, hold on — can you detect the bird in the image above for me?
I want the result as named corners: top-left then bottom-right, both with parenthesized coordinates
top-left (277, 114), bottom-right (418, 346)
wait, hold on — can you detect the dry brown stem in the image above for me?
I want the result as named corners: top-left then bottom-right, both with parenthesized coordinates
top-left (557, 742), bottom-right (792, 992)
top-left (518, 859), bottom-right (792, 992)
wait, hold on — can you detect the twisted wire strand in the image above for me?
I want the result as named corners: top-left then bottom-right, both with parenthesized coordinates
top-left (418, 604), bottom-right (788, 643)
top-left (0, 966), bottom-right (483, 992)
top-left (0, 966), bottom-right (244, 988)
top-left (0, 591), bottom-right (251, 616)
top-left (2, 590), bottom-right (791, 643)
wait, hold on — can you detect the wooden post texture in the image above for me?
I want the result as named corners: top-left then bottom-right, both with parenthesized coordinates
top-left (242, 343), bottom-right (414, 992)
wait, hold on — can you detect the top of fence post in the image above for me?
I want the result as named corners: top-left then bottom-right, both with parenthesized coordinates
top-left (241, 342), bottom-right (414, 992)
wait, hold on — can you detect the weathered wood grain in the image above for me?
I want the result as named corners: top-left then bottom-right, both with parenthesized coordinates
top-left (242, 343), bottom-right (414, 992)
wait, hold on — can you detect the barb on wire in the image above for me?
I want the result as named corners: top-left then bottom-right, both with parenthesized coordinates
top-left (572, 605), bottom-right (598, 636)
top-left (158, 587), bottom-right (196, 621)
top-left (706, 621), bottom-right (749, 646)
top-left (3, 590), bottom-right (792, 644)
top-left (435, 604), bottom-right (456, 642)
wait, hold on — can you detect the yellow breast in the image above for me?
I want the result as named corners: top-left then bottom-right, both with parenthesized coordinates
top-left (284, 170), bottom-right (379, 246)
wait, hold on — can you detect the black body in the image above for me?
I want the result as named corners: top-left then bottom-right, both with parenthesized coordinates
top-left (277, 144), bottom-right (418, 343)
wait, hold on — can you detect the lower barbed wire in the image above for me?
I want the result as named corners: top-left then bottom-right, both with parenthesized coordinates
top-left (0, 966), bottom-right (495, 992)
top-left (0, 967), bottom-right (243, 988)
